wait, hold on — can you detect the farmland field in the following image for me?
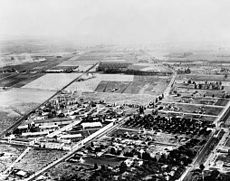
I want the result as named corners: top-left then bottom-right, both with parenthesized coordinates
top-left (0, 56), bottom-right (71, 88)
top-left (124, 75), bottom-right (170, 95)
top-left (67, 74), bottom-right (134, 92)
top-left (0, 72), bottom-right (45, 88)
top-left (58, 59), bottom-right (96, 66)
top-left (0, 88), bottom-right (55, 107)
top-left (95, 81), bottom-right (131, 93)
top-left (80, 92), bottom-right (156, 105)
top-left (22, 73), bottom-right (82, 91)
top-left (92, 76), bottom-right (169, 96)
top-left (128, 63), bottom-right (172, 73)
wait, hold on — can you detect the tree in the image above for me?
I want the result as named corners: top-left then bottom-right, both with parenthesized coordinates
top-left (199, 164), bottom-right (205, 171)
top-left (110, 147), bottom-right (116, 155)
top-left (94, 163), bottom-right (98, 169)
top-left (119, 161), bottom-right (127, 173)
top-left (142, 152), bottom-right (151, 160)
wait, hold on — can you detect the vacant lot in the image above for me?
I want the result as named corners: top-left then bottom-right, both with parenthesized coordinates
top-left (0, 144), bottom-right (25, 172)
top-left (13, 149), bottom-right (67, 172)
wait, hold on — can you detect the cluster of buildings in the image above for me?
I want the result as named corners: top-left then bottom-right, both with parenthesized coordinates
top-left (186, 80), bottom-right (224, 90)
top-left (4, 92), bottom-right (127, 151)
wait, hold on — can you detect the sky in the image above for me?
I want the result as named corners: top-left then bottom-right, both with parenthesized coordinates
top-left (0, 0), bottom-right (230, 45)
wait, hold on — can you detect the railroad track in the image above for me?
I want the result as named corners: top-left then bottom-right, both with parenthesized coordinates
top-left (0, 62), bottom-right (98, 138)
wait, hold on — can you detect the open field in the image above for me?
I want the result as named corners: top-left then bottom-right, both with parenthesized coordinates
top-left (57, 60), bottom-right (96, 67)
top-left (95, 81), bottom-right (131, 93)
top-left (0, 88), bottom-right (55, 107)
top-left (128, 63), bottom-right (172, 73)
top-left (0, 88), bottom-right (52, 133)
top-left (80, 92), bottom-right (156, 105)
top-left (13, 149), bottom-right (67, 173)
top-left (67, 73), bottom-right (134, 92)
top-left (22, 73), bottom-right (82, 91)
top-left (0, 144), bottom-right (25, 172)
top-left (0, 56), bottom-right (71, 88)
top-left (0, 72), bottom-right (45, 88)
top-left (67, 74), bottom-right (168, 96)
top-left (123, 75), bottom-right (170, 95)
top-left (0, 109), bottom-right (20, 134)
top-left (95, 76), bottom-right (170, 95)
top-left (57, 62), bottom-right (94, 72)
